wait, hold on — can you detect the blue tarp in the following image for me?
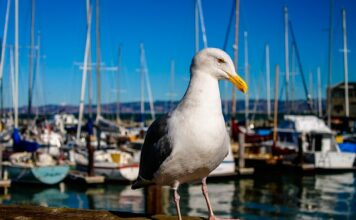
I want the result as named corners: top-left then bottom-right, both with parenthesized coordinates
top-left (339, 142), bottom-right (356, 153)
top-left (12, 128), bottom-right (39, 153)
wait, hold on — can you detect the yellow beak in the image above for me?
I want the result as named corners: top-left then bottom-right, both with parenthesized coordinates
top-left (228, 73), bottom-right (248, 93)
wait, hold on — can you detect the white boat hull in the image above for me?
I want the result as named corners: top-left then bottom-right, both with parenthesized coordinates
top-left (315, 152), bottom-right (355, 169)
top-left (77, 163), bottom-right (139, 182)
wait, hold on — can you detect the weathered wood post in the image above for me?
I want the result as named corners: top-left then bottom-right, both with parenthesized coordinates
top-left (86, 135), bottom-right (94, 177)
top-left (145, 185), bottom-right (162, 215)
top-left (238, 132), bottom-right (245, 169)
top-left (0, 146), bottom-right (2, 180)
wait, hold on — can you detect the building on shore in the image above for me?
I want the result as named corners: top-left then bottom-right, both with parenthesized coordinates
top-left (328, 82), bottom-right (356, 119)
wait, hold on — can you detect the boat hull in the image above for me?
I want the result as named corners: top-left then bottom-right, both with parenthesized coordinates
top-left (5, 165), bottom-right (70, 185)
top-left (76, 163), bottom-right (139, 182)
top-left (314, 152), bottom-right (355, 169)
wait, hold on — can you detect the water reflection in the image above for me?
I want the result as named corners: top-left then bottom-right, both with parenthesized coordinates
top-left (3, 183), bottom-right (145, 214)
top-left (2, 172), bottom-right (356, 219)
top-left (167, 173), bottom-right (356, 219)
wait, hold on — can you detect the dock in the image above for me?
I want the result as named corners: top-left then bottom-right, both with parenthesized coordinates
top-left (67, 170), bottom-right (105, 184)
top-left (0, 205), bottom-right (203, 220)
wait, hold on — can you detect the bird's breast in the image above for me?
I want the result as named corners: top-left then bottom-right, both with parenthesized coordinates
top-left (161, 110), bottom-right (229, 182)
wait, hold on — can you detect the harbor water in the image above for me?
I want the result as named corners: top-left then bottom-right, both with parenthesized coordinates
top-left (2, 172), bottom-right (356, 219)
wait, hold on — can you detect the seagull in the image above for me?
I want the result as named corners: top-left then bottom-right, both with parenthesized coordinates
top-left (131, 48), bottom-right (247, 220)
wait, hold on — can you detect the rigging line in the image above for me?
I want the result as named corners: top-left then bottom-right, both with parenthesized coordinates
top-left (289, 21), bottom-right (313, 113)
top-left (223, 0), bottom-right (236, 51)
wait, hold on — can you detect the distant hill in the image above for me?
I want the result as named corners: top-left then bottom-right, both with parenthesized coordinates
top-left (6, 99), bottom-right (326, 115)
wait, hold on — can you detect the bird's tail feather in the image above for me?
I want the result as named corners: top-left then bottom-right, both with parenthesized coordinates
top-left (131, 176), bottom-right (154, 189)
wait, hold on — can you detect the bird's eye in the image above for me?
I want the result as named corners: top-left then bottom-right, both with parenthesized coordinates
top-left (217, 58), bottom-right (225, 64)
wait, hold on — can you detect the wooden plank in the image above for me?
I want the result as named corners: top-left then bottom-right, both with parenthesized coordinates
top-left (0, 180), bottom-right (10, 188)
top-left (0, 205), bottom-right (204, 220)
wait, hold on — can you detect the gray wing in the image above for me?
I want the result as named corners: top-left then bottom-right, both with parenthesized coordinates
top-left (131, 115), bottom-right (172, 189)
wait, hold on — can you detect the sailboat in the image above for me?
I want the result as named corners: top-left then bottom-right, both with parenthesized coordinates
top-left (2, 0), bottom-right (69, 185)
top-left (72, 0), bottom-right (139, 182)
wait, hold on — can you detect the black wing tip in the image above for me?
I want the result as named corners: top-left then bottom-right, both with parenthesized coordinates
top-left (131, 176), bottom-right (154, 190)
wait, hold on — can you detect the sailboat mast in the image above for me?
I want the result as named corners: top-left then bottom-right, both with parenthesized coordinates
top-left (86, 0), bottom-right (93, 118)
top-left (76, 0), bottom-right (92, 140)
top-left (197, 0), bottom-right (207, 48)
top-left (291, 43), bottom-right (296, 112)
top-left (35, 33), bottom-right (40, 116)
top-left (231, 0), bottom-right (240, 116)
top-left (28, 0), bottom-right (35, 118)
top-left (317, 67), bottom-right (322, 117)
top-left (116, 46), bottom-right (122, 122)
top-left (195, 0), bottom-right (199, 53)
top-left (10, 47), bottom-right (15, 115)
top-left (170, 59), bottom-right (175, 111)
top-left (142, 47), bottom-right (155, 121)
top-left (309, 71), bottom-right (314, 111)
top-left (265, 43), bottom-right (271, 118)
top-left (96, 0), bottom-right (101, 120)
top-left (327, 0), bottom-right (334, 127)
top-left (341, 9), bottom-right (349, 118)
top-left (0, 0), bottom-right (10, 119)
top-left (140, 44), bottom-right (145, 119)
top-left (273, 65), bottom-right (280, 146)
top-left (244, 31), bottom-right (249, 128)
top-left (14, 0), bottom-right (19, 128)
top-left (284, 6), bottom-right (290, 113)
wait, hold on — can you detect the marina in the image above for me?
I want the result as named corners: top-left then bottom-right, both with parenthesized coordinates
top-left (1, 172), bottom-right (356, 219)
top-left (0, 0), bottom-right (355, 219)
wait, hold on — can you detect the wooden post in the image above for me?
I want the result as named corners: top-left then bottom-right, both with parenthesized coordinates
top-left (0, 146), bottom-right (2, 180)
top-left (86, 135), bottom-right (94, 176)
top-left (273, 65), bottom-right (280, 147)
top-left (238, 132), bottom-right (245, 168)
top-left (297, 133), bottom-right (304, 165)
top-left (145, 185), bottom-right (162, 215)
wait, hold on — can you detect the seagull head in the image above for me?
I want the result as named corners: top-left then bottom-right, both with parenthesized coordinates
top-left (191, 48), bottom-right (248, 93)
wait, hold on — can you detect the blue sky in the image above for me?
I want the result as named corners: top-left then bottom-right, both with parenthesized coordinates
top-left (0, 0), bottom-right (355, 107)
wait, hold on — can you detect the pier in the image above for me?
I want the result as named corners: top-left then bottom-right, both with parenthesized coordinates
top-left (0, 205), bottom-right (203, 220)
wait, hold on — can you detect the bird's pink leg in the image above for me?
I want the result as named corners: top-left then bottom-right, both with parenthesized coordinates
top-left (202, 178), bottom-right (239, 220)
top-left (202, 177), bottom-right (215, 219)
top-left (172, 181), bottom-right (182, 220)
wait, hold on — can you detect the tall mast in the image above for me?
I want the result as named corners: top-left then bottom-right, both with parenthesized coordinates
top-left (86, 0), bottom-right (93, 119)
top-left (291, 43), bottom-right (296, 112)
top-left (10, 47), bottom-right (15, 114)
top-left (76, 0), bottom-right (92, 140)
top-left (273, 65), bottom-right (280, 146)
top-left (327, 0), bottom-right (334, 127)
top-left (244, 31), bottom-right (249, 128)
top-left (231, 0), bottom-right (240, 116)
top-left (195, 0), bottom-right (199, 53)
top-left (95, 0), bottom-right (101, 121)
top-left (140, 44), bottom-right (145, 121)
top-left (28, 0), bottom-right (35, 118)
top-left (35, 33), bottom-right (40, 116)
top-left (265, 43), bottom-right (271, 118)
top-left (284, 6), bottom-right (290, 113)
top-left (0, 0), bottom-right (10, 118)
top-left (170, 59), bottom-right (175, 111)
top-left (197, 0), bottom-right (207, 48)
top-left (341, 9), bottom-right (349, 118)
top-left (14, 0), bottom-right (19, 128)
top-left (309, 71), bottom-right (314, 111)
top-left (317, 67), bottom-right (322, 117)
top-left (116, 46), bottom-right (122, 122)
